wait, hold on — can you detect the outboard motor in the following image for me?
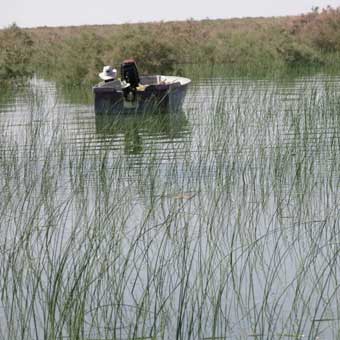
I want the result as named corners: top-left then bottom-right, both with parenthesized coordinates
top-left (121, 59), bottom-right (140, 103)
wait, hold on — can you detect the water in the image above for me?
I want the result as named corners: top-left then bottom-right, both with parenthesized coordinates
top-left (0, 73), bottom-right (340, 339)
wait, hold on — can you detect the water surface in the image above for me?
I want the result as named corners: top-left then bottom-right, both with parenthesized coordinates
top-left (0, 73), bottom-right (340, 339)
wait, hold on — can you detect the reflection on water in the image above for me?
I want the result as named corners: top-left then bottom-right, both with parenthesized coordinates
top-left (94, 112), bottom-right (189, 155)
top-left (0, 73), bottom-right (340, 339)
top-left (0, 77), bottom-right (191, 157)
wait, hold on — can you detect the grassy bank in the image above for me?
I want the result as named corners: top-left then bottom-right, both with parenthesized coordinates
top-left (1, 7), bottom-right (340, 85)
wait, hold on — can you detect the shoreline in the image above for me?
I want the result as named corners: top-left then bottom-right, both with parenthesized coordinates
top-left (1, 7), bottom-right (340, 85)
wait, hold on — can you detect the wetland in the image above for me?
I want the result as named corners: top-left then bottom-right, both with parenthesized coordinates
top-left (1, 8), bottom-right (340, 339)
top-left (0, 71), bottom-right (340, 339)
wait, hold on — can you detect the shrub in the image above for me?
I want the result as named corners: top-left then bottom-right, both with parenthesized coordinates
top-left (51, 33), bottom-right (105, 85)
top-left (276, 40), bottom-right (324, 66)
top-left (115, 31), bottom-right (178, 75)
top-left (0, 23), bottom-right (34, 81)
top-left (19, 11), bottom-right (340, 85)
top-left (288, 6), bottom-right (340, 52)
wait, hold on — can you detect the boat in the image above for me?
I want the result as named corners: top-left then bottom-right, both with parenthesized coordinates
top-left (93, 60), bottom-right (191, 114)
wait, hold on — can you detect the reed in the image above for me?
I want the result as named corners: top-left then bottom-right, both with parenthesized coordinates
top-left (1, 7), bottom-right (340, 85)
top-left (0, 72), bottom-right (339, 339)
top-left (0, 24), bottom-right (34, 83)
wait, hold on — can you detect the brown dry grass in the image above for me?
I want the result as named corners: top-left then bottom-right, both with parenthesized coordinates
top-left (1, 7), bottom-right (340, 85)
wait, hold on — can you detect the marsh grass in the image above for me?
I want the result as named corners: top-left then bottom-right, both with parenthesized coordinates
top-left (0, 74), bottom-right (340, 339)
top-left (0, 24), bottom-right (34, 83)
top-left (2, 9), bottom-right (340, 87)
top-left (0, 6), bottom-right (330, 86)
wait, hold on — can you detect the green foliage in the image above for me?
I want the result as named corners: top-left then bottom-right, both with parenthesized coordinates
top-left (276, 40), bottom-right (324, 66)
top-left (52, 33), bottom-right (105, 85)
top-left (0, 23), bottom-right (34, 82)
top-left (115, 31), bottom-right (178, 75)
top-left (3, 7), bottom-right (338, 85)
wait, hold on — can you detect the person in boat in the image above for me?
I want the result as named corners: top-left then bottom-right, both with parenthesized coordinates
top-left (98, 65), bottom-right (117, 86)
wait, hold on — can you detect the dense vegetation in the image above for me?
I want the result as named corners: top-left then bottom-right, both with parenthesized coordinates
top-left (0, 24), bottom-right (34, 82)
top-left (1, 6), bottom-right (340, 85)
top-left (1, 7), bottom-right (340, 340)
top-left (1, 64), bottom-right (340, 340)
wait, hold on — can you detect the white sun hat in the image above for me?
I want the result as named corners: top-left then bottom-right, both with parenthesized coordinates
top-left (99, 65), bottom-right (117, 80)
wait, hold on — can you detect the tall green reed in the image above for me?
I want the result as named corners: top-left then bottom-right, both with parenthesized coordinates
top-left (0, 74), bottom-right (339, 339)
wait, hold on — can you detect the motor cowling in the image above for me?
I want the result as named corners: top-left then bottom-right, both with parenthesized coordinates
top-left (121, 59), bottom-right (140, 89)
